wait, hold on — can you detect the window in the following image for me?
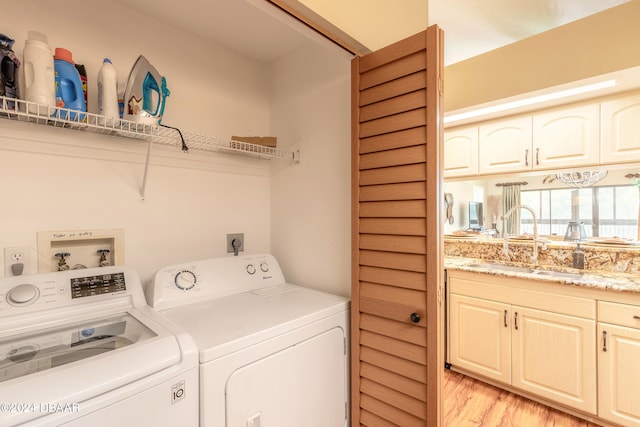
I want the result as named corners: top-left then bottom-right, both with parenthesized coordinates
top-left (520, 185), bottom-right (639, 239)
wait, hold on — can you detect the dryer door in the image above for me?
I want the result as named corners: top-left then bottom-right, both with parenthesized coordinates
top-left (226, 327), bottom-right (347, 427)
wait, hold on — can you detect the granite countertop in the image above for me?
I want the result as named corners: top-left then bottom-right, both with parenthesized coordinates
top-left (445, 257), bottom-right (640, 294)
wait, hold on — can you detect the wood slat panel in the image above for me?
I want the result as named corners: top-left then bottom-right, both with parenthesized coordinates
top-left (360, 145), bottom-right (425, 170)
top-left (360, 313), bottom-right (425, 345)
top-left (361, 330), bottom-right (425, 365)
top-left (360, 282), bottom-right (426, 326)
top-left (361, 378), bottom-right (425, 420)
top-left (360, 72), bottom-right (426, 107)
top-left (360, 265), bottom-right (426, 291)
top-left (359, 182), bottom-right (425, 202)
top-left (360, 164), bottom-right (426, 186)
top-left (360, 394), bottom-right (425, 427)
top-left (360, 250), bottom-right (426, 273)
top-left (360, 409), bottom-right (398, 427)
top-left (360, 218), bottom-right (426, 236)
top-left (360, 234), bottom-right (426, 254)
top-left (358, 31), bottom-right (426, 74)
top-left (361, 362), bottom-right (427, 402)
top-left (360, 127), bottom-right (425, 154)
top-left (360, 346), bottom-right (427, 382)
top-left (359, 51), bottom-right (426, 91)
top-left (360, 90), bottom-right (426, 122)
top-left (359, 200), bottom-right (426, 218)
top-left (360, 108), bottom-right (426, 138)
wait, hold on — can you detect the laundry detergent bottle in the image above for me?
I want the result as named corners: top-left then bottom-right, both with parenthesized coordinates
top-left (53, 47), bottom-right (86, 120)
top-left (22, 31), bottom-right (55, 113)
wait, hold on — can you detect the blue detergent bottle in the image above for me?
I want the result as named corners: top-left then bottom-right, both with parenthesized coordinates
top-left (53, 47), bottom-right (85, 120)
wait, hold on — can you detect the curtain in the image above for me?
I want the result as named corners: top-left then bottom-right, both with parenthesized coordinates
top-left (502, 184), bottom-right (521, 235)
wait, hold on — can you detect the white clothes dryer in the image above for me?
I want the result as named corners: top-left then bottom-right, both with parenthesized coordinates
top-left (0, 265), bottom-right (198, 427)
top-left (146, 254), bottom-right (350, 427)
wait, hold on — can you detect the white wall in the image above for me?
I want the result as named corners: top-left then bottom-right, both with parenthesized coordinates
top-left (269, 43), bottom-right (352, 296)
top-left (0, 1), bottom-right (326, 285)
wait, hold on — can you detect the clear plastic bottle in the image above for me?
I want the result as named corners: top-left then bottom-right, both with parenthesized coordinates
top-left (97, 58), bottom-right (120, 124)
top-left (22, 31), bottom-right (55, 114)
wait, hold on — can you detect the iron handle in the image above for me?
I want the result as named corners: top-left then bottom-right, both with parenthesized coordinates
top-left (514, 312), bottom-right (519, 330)
top-left (410, 312), bottom-right (421, 324)
top-left (536, 147), bottom-right (540, 165)
top-left (504, 310), bottom-right (508, 328)
top-left (603, 330), bottom-right (608, 352)
top-left (525, 149), bottom-right (529, 166)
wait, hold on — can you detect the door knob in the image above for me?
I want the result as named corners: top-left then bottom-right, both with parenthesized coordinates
top-left (410, 312), bottom-right (421, 323)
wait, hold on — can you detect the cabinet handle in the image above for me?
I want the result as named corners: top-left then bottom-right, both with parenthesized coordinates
top-left (536, 147), bottom-right (540, 165)
top-left (514, 312), bottom-right (519, 330)
top-left (633, 315), bottom-right (640, 320)
top-left (410, 312), bottom-right (421, 323)
top-left (602, 330), bottom-right (608, 352)
top-left (525, 149), bottom-right (529, 166)
top-left (504, 310), bottom-right (508, 327)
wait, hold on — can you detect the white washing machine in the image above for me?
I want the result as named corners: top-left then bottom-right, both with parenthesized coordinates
top-left (0, 265), bottom-right (198, 427)
top-left (146, 254), bottom-right (350, 427)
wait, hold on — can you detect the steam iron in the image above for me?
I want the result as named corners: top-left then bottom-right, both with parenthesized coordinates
top-left (122, 55), bottom-right (169, 125)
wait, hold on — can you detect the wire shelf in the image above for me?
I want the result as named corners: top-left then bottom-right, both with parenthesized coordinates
top-left (0, 96), bottom-right (299, 162)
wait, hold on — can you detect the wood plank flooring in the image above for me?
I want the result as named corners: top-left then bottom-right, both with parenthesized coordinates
top-left (443, 370), bottom-right (602, 426)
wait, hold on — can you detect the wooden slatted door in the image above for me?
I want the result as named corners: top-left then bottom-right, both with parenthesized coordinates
top-left (351, 26), bottom-right (444, 426)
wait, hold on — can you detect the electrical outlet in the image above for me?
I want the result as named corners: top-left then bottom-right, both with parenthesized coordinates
top-left (226, 233), bottom-right (244, 255)
top-left (4, 246), bottom-right (32, 277)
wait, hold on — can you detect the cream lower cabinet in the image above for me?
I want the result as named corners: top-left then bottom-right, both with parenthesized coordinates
top-left (447, 271), bottom-right (597, 415)
top-left (597, 301), bottom-right (640, 427)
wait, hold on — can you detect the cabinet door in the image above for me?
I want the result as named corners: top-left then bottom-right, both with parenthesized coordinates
top-left (448, 294), bottom-right (511, 384)
top-left (478, 116), bottom-right (532, 174)
top-left (598, 323), bottom-right (640, 427)
top-left (532, 103), bottom-right (599, 170)
top-left (512, 306), bottom-right (597, 414)
top-left (601, 92), bottom-right (640, 165)
top-left (444, 126), bottom-right (478, 177)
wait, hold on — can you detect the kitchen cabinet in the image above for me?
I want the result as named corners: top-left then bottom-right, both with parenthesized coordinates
top-left (601, 91), bottom-right (640, 165)
top-left (532, 103), bottom-right (600, 169)
top-left (444, 126), bottom-right (478, 177)
top-left (447, 270), bottom-right (597, 414)
top-left (476, 103), bottom-right (599, 175)
top-left (478, 115), bottom-right (532, 174)
top-left (597, 301), bottom-right (640, 427)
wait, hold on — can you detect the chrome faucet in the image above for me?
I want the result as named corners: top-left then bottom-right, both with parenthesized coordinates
top-left (501, 204), bottom-right (547, 264)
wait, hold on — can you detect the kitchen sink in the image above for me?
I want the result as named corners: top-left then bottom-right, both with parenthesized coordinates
top-left (531, 270), bottom-right (583, 279)
top-left (468, 263), bottom-right (534, 273)
top-left (467, 263), bottom-right (583, 280)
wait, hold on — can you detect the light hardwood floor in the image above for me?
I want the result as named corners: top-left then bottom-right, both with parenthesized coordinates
top-left (443, 370), bottom-right (602, 426)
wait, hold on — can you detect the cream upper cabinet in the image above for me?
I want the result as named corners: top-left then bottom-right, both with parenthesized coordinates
top-left (597, 301), bottom-right (640, 427)
top-left (444, 126), bottom-right (478, 177)
top-left (601, 92), bottom-right (640, 165)
top-left (478, 116), bottom-right (532, 174)
top-left (532, 103), bottom-right (600, 170)
top-left (511, 306), bottom-right (596, 414)
top-left (448, 294), bottom-right (511, 384)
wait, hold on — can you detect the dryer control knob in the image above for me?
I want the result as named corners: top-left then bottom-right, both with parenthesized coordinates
top-left (246, 264), bottom-right (256, 275)
top-left (7, 284), bottom-right (40, 305)
top-left (260, 262), bottom-right (269, 272)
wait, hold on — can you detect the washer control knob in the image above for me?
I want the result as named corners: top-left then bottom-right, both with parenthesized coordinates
top-left (7, 284), bottom-right (40, 305)
top-left (246, 264), bottom-right (256, 275)
top-left (174, 270), bottom-right (197, 290)
top-left (260, 262), bottom-right (269, 273)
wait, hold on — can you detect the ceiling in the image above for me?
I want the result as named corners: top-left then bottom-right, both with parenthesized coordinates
top-left (114, 0), bottom-right (629, 65)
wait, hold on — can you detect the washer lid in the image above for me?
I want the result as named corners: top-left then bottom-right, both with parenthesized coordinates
top-left (0, 309), bottom-right (181, 426)
top-left (161, 283), bottom-right (349, 363)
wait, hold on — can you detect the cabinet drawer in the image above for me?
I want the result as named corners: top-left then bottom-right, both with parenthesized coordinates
top-left (598, 301), bottom-right (640, 329)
